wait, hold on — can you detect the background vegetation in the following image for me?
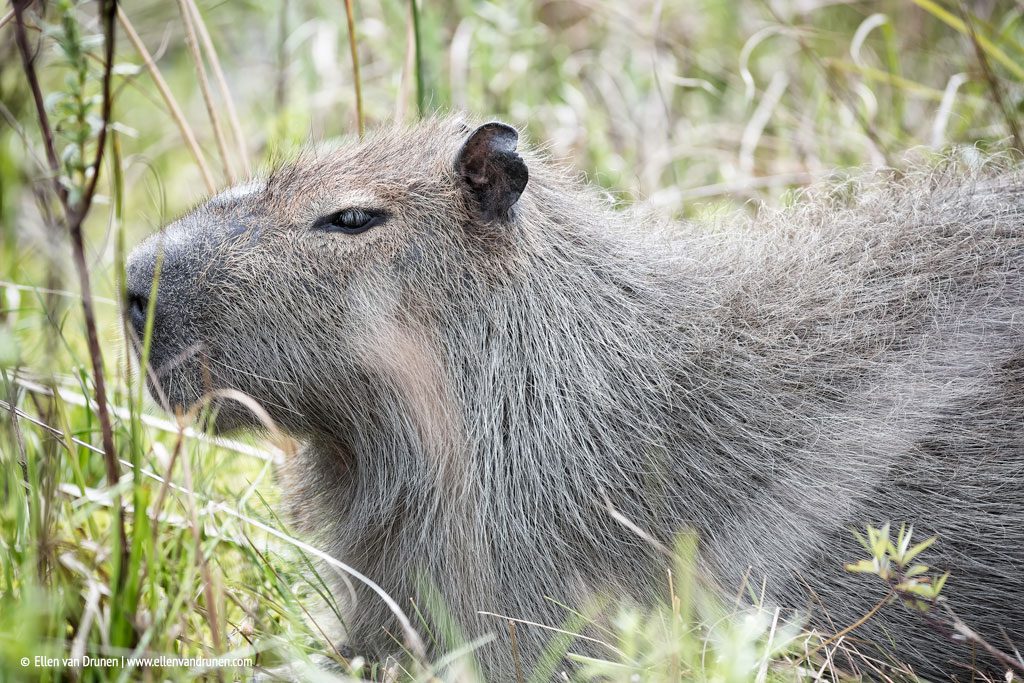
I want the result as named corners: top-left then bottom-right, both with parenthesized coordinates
top-left (1, 0), bottom-right (1022, 680)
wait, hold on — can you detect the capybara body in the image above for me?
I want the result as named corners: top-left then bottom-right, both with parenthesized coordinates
top-left (126, 117), bottom-right (1024, 680)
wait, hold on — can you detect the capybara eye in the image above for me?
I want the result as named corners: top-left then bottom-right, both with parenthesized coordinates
top-left (314, 208), bottom-right (387, 235)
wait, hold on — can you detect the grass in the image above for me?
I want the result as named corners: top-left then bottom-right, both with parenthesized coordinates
top-left (1, 0), bottom-right (1022, 680)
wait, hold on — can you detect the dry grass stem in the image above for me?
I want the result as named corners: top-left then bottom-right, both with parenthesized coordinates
top-left (175, 0), bottom-right (237, 184)
top-left (117, 6), bottom-right (217, 193)
top-left (185, 0), bottom-right (252, 175)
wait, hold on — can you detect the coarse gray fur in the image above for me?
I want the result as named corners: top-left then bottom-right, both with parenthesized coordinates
top-left (126, 116), bottom-right (1024, 681)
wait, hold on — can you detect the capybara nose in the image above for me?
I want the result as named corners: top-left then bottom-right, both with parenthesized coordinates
top-left (125, 281), bottom-right (150, 341)
top-left (125, 223), bottom-right (180, 344)
top-left (125, 244), bottom-right (158, 342)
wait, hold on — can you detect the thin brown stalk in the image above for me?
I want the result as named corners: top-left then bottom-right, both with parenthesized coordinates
top-left (958, 2), bottom-right (1023, 152)
top-left (11, 0), bottom-right (129, 585)
top-left (814, 591), bottom-right (894, 653)
top-left (185, 0), bottom-right (251, 175)
top-left (934, 604), bottom-right (1024, 677)
top-left (70, 0), bottom-right (128, 584)
top-left (12, 3), bottom-right (66, 205)
top-left (508, 620), bottom-right (524, 683)
top-left (343, 0), bottom-right (364, 137)
top-left (0, 9), bottom-right (14, 30)
top-left (75, 0), bottom-right (117, 224)
top-left (175, 0), bottom-right (236, 184)
top-left (117, 7), bottom-right (216, 193)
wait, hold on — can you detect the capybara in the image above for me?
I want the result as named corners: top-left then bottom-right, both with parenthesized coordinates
top-left (126, 116), bottom-right (1024, 680)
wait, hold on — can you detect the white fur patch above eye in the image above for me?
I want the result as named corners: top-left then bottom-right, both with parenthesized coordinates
top-left (208, 181), bottom-right (264, 207)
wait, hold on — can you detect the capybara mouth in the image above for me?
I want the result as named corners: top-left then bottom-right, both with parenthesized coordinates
top-left (127, 334), bottom-right (211, 419)
top-left (136, 343), bottom-right (283, 434)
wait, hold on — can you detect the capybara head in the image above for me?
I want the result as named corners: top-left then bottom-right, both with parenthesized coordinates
top-left (124, 117), bottom-right (530, 434)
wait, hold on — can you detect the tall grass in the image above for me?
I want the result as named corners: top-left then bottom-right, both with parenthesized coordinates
top-left (0, 0), bottom-right (1022, 680)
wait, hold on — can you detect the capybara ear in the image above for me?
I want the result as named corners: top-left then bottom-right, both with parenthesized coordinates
top-left (456, 122), bottom-right (529, 222)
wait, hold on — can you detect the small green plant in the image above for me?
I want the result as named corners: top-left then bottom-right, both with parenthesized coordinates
top-left (846, 523), bottom-right (948, 611)
top-left (846, 524), bottom-right (1024, 678)
top-left (573, 537), bottom-right (808, 683)
top-left (49, 0), bottom-right (103, 206)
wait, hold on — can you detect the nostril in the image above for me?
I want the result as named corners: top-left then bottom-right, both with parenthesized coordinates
top-left (126, 290), bottom-right (149, 336)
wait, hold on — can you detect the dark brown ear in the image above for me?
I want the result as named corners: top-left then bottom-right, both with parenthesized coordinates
top-left (456, 122), bottom-right (529, 222)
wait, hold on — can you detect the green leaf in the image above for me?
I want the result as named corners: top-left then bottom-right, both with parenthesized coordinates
top-left (871, 524), bottom-right (891, 559)
top-left (896, 523), bottom-right (913, 559)
top-left (844, 559), bottom-right (878, 574)
top-left (903, 536), bottom-right (937, 565)
top-left (904, 564), bottom-right (929, 578)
